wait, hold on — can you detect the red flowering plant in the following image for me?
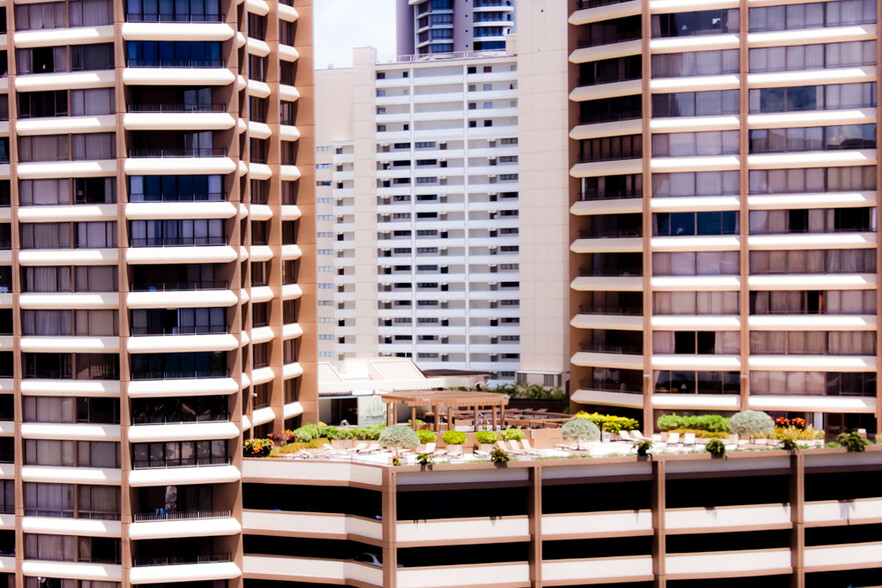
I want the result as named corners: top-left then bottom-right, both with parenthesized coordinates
top-left (243, 438), bottom-right (273, 457)
top-left (775, 417), bottom-right (806, 430)
top-left (267, 430), bottom-right (297, 446)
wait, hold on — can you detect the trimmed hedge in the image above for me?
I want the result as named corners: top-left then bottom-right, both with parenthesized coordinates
top-left (576, 412), bottom-right (639, 434)
top-left (657, 414), bottom-right (730, 433)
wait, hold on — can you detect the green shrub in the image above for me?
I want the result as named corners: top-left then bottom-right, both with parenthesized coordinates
top-left (705, 439), bottom-right (726, 456)
top-left (575, 412), bottom-right (639, 434)
top-left (379, 425), bottom-right (420, 450)
top-left (490, 447), bottom-right (510, 463)
top-left (825, 441), bottom-right (841, 448)
top-left (322, 426), bottom-right (353, 441)
top-left (475, 431), bottom-right (499, 444)
top-left (838, 431), bottom-right (872, 453)
top-left (442, 430), bottom-right (467, 445)
top-left (501, 428), bottom-right (525, 441)
top-left (416, 429), bottom-right (437, 444)
top-left (351, 425), bottom-right (384, 440)
top-left (634, 440), bottom-right (652, 457)
top-left (561, 418), bottom-right (600, 442)
top-left (292, 423), bottom-right (326, 443)
top-left (657, 414), bottom-right (730, 433)
top-left (729, 411), bottom-right (774, 437)
top-left (243, 438), bottom-right (273, 457)
top-left (484, 383), bottom-right (565, 400)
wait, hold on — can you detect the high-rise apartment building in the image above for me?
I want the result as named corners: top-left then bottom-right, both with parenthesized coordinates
top-left (396, 0), bottom-right (517, 56)
top-left (567, 0), bottom-right (881, 435)
top-left (328, 47), bottom-right (521, 380)
top-left (0, 0), bottom-right (315, 585)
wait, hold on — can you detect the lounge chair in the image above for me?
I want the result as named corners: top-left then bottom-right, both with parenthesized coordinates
top-left (423, 442), bottom-right (436, 455)
top-left (447, 444), bottom-right (462, 457)
top-left (519, 439), bottom-right (540, 456)
top-left (358, 441), bottom-right (380, 454)
top-left (618, 430), bottom-right (633, 442)
top-left (496, 440), bottom-right (508, 451)
top-left (507, 440), bottom-right (527, 455)
top-left (631, 430), bottom-right (646, 441)
top-left (683, 433), bottom-right (696, 447)
top-left (666, 432), bottom-right (681, 445)
top-left (349, 441), bottom-right (368, 453)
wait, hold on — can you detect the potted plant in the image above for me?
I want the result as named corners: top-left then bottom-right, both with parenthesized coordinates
top-left (838, 431), bottom-right (872, 453)
top-left (634, 439), bottom-right (652, 457)
top-left (501, 428), bottom-right (524, 442)
top-left (442, 430), bottom-right (466, 457)
top-left (243, 438), bottom-right (273, 457)
top-left (475, 430), bottom-right (499, 453)
top-left (705, 439), bottom-right (726, 457)
top-left (490, 447), bottom-right (510, 464)
top-left (561, 418), bottom-right (600, 450)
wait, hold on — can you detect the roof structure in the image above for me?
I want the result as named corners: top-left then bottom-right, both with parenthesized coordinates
top-left (317, 358), bottom-right (447, 397)
top-left (381, 390), bottom-right (510, 431)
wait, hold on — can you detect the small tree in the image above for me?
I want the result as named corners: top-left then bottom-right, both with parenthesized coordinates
top-left (561, 418), bottom-right (600, 449)
top-left (729, 411), bottom-right (774, 438)
top-left (379, 425), bottom-right (420, 454)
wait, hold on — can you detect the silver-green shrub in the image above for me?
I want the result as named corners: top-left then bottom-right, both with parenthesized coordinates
top-left (378, 425), bottom-right (420, 450)
top-left (561, 418), bottom-right (600, 442)
top-left (729, 410), bottom-right (774, 437)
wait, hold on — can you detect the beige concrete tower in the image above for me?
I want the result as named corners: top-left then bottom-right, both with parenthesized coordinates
top-left (0, 0), bottom-right (315, 586)
top-left (568, 0), bottom-right (880, 436)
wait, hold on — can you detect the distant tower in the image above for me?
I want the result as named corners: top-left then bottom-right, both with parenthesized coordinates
top-left (397, 0), bottom-right (516, 56)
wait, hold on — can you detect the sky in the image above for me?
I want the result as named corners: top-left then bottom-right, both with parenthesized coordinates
top-left (314, 0), bottom-right (398, 70)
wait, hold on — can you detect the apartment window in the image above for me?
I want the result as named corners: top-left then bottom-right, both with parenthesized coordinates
top-left (750, 290), bottom-right (876, 314)
top-left (749, 207), bottom-right (873, 234)
top-left (652, 131), bottom-right (739, 157)
top-left (652, 50), bottom-right (739, 78)
top-left (126, 41), bottom-right (222, 67)
top-left (749, 166), bottom-right (876, 194)
top-left (652, 171), bottom-right (739, 197)
top-left (20, 178), bottom-right (116, 206)
top-left (653, 90), bottom-right (739, 117)
top-left (22, 310), bottom-right (118, 336)
top-left (749, 41), bottom-right (876, 73)
top-left (750, 371), bottom-right (876, 397)
top-left (23, 397), bottom-right (119, 424)
top-left (283, 339), bottom-right (297, 363)
top-left (247, 13), bottom-right (267, 40)
top-left (25, 483), bottom-right (74, 517)
top-left (131, 440), bottom-right (227, 468)
top-left (19, 133), bottom-right (115, 162)
top-left (578, 55), bottom-right (641, 86)
top-left (125, 0), bottom-right (220, 22)
top-left (25, 440), bottom-right (120, 468)
top-left (749, 0), bottom-right (876, 32)
top-left (19, 88), bottom-right (114, 118)
top-left (749, 83), bottom-right (877, 113)
top-left (579, 95), bottom-right (641, 124)
top-left (750, 331), bottom-right (875, 355)
top-left (749, 124), bottom-right (876, 153)
top-left (652, 252), bottom-right (739, 276)
top-left (653, 291), bottom-right (739, 315)
top-left (578, 135), bottom-right (642, 162)
top-left (654, 371), bottom-right (740, 395)
top-left (17, 43), bottom-right (114, 74)
top-left (750, 249), bottom-right (876, 274)
top-left (15, 3), bottom-right (65, 30)
top-left (280, 141), bottom-right (298, 165)
top-left (129, 219), bottom-right (222, 247)
top-left (280, 61), bottom-right (296, 85)
top-left (654, 331), bottom-right (739, 354)
top-left (653, 212), bottom-right (738, 236)
top-left (21, 222), bottom-right (117, 249)
top-left (651, 9), bottom-right (739, 37)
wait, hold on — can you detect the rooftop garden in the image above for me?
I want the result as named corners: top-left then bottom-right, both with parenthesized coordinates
top-left (243, 410), bottom-right (879, 464)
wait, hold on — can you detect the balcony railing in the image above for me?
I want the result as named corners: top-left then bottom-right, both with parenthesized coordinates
top-left (130, 236), bottom-right (226, 247)
top-left (578, 229), bottom-right (642, 239)
top-left (578, 31), bottom-right (641, 49)
top-left (134, 510), bottom-right (232, 522)
top-left (132, 412), bottom-right (229, 425)
top-left (578, 0), bottom-right (634, 8)
top-left (580, 110), bottom-right (642, 125)
top-left (130, 281), bottom-right (229, 292)
top-left (134, 553), bottom-right (232, 567)
top-left (578, 305), bottom-right (642, 316)
top-left (578, 343), bottom-right (643, 355)
top-left (130, 325), bottom-right (227, 336)
top-left (580, 189), bottom-right (642, 201)
top-left (128, 148), bottom-right (227, 158)
top-left (128, 103), bottom-right (226, 113)
top-left (126, 13), bottom-right (222, 22)
top-left (127, 59), bottom-right (225, 68)
top-left (130, 369), bottom-right (231, 380)
top-left (579, 380), bottom-right (643, 394)
top-left (578, 267), bottom-right (642, 277)
top-left (133, 456), bottom-right (231, 469)
top-left (130, 192), bottom-right (226, 203)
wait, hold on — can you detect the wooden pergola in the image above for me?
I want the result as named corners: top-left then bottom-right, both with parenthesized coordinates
top-left (381, 390), bottom-right (510, 432)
